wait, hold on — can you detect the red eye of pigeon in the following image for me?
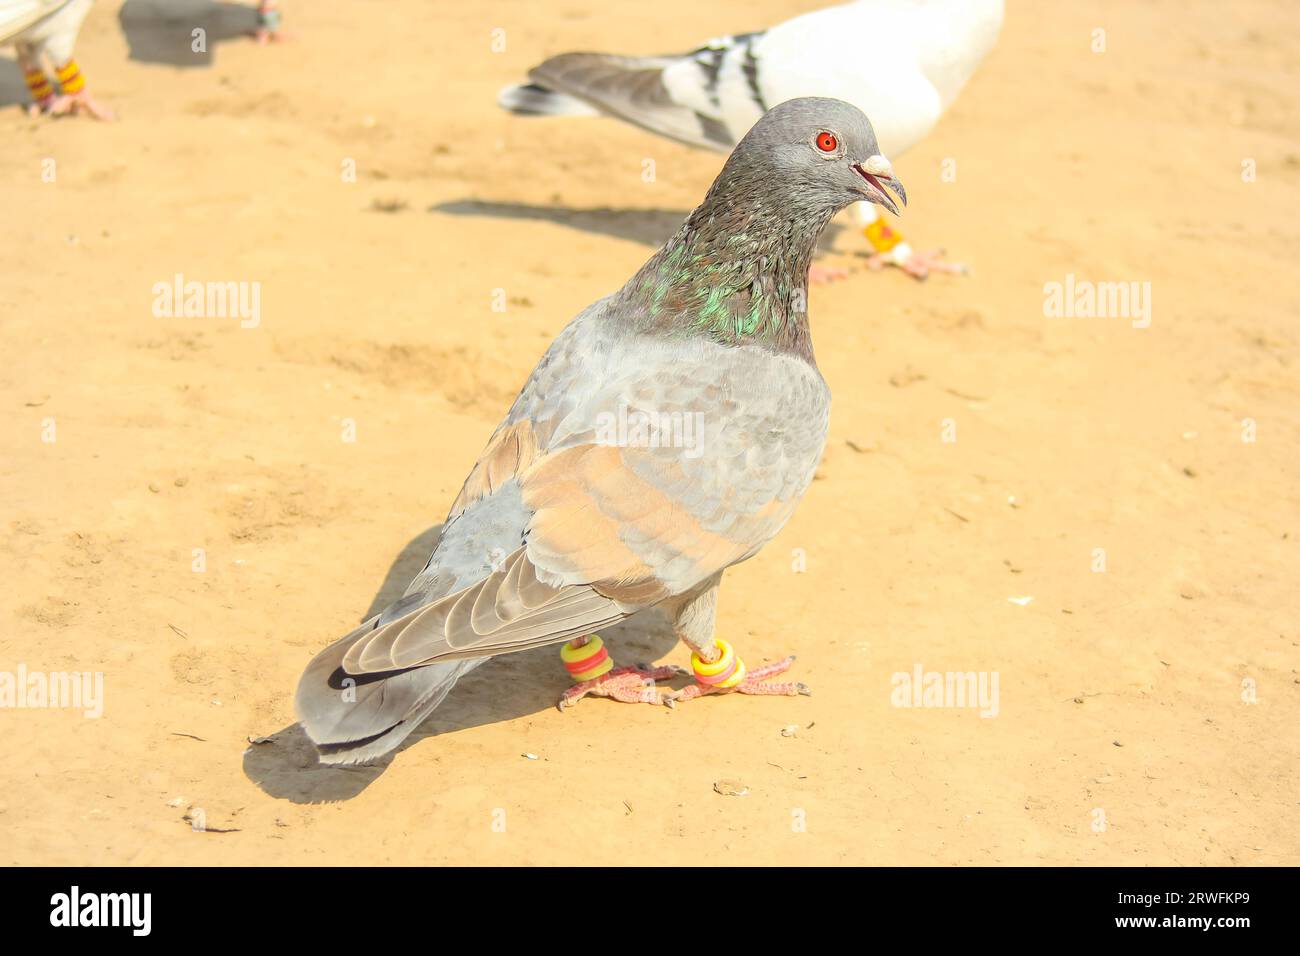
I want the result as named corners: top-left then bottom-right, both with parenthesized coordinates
top-left (815, 132), bottom-right (838, 152)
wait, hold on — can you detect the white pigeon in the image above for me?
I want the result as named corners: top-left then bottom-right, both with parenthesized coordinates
top-left (500, 0), bottom-right (1003, 280)
top-left (1, 0), bottom-right (111, 119)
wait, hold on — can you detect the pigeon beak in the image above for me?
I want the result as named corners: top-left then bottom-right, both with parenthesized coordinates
top-left (852, 155), bottom-right (907, 216)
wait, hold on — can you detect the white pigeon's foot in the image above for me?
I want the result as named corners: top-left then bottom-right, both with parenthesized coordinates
top-left (808, 262), bottom-right (849, 285)
top-left (45, 91), bottom-right (114, 121)
top-left (865, 246), bottom-right (968, 280)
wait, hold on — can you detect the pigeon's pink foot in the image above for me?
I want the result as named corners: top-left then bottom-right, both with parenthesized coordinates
top-left (557, 663), bottom-right (686, 710)
top-left (250, 1), bottom-right (288, 43)
top-left (251, 27), bottom-right (291, 44)
top-left (46, 90), bottom-right (114, 121)
top-left (808, 262), bottom-right (849, 285)
top-left (666, 654), bottom-right (810, 704)
top-left (865, 247), bottom-right (967, 280)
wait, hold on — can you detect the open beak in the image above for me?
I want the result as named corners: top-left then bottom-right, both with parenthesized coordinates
top-left (852, 154), bottom-right (907, 216)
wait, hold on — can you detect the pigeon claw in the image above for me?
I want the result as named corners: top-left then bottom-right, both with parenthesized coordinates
top-left (557, 664), bottom-right (686, 711)
top-left (41, 91), bottom-right (114, 121)
top-left (665, 654), bottom-right (810, 702)
top-left (808, 262), bottom-right (850, 285)
top-left (865, 246), bottom-right (968, 281)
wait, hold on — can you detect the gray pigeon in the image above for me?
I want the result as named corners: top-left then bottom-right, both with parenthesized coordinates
top-left (296, 97), bottom-right (906, 765)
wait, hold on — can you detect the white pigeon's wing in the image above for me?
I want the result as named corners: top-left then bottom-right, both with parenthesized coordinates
top-left (899, 0), bottom-right (1005, 110)
top-left (517, 0), bottom-right (1003, 160)
top-left (746, 1), bottom-right (945, 158)
top-left (0, 0), bottom-right (70, 44)
top-left (526, 48), bottom-right (749, 151)
top-left (1, 0), bottom-right (90, 61)
top-left (633, 3), bottom-right (947, 159)
top-left (753, 0), bottom-right (1003, 156)
top-left (652, 31), bottom-right (776, 149)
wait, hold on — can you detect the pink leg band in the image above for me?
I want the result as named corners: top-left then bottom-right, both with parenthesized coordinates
top-left (695, 658), bottom-right (738, 685)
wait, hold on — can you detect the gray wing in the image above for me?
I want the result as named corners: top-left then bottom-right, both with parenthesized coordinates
top-left (512, 32), bottom-right (770, 152)
top-left (333, 318), bottom-right (830, 674)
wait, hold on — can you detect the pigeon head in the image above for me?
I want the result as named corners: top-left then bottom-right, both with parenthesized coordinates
top-left (726, 97), bottom-right (907, 217)
top-left (621, 97), bottom-right (905, 358)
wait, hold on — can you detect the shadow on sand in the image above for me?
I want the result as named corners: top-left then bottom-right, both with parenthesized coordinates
top-left (243, 523), bottom-right (683, 803)
top-left (119, 0), bottom-right (260, 67)
top-left (430, 198), bottom-right (846, 251)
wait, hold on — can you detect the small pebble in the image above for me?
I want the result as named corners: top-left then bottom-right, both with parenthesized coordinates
top-left (713, 779), bottom-right (749, 797)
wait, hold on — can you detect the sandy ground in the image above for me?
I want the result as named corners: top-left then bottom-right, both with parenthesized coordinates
top-left (2, 0), bottom-right (1297, 866)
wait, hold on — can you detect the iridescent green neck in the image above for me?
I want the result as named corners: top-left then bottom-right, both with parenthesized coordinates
top-left (617, 169), bottom-right (835, 360)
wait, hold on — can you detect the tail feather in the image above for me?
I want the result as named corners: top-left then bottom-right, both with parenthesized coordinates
top-left (294, 615), bottom-right (477, 765)
top-left (294, 545), bottom-right (632, 765)
top-left (508, 52), bottom-right (732, 151)
top-left (497, 82), bottom-right (598, 117)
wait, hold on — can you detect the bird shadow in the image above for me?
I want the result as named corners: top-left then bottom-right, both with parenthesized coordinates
top-left (430, 198), bottom-right (846, 252)
top-left (0, 58), bottom-right (29, 111)
top-left (119, 0), bottom-right (261, 67)
top-left (243, 523), bottom-right (684, 804)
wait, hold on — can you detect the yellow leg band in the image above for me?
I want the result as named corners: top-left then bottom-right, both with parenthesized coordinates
top-left (56, 60), bottom-right (85, 95)
top-left (561, 634), bottom-right (613, 682)
top-left (714, 658), bottom-right (746, 688)
top-left (25, 69), bottom-right (53, 101)
top-left (864, 217), bottom-right (903, 254)
top-left (691, 638), bottom-right (747, 688)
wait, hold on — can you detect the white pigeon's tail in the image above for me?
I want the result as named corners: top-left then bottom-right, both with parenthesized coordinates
top-left (497, 82), bottom-right (599, 117)
top-left (498, 46), bottom-right (756, 152)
